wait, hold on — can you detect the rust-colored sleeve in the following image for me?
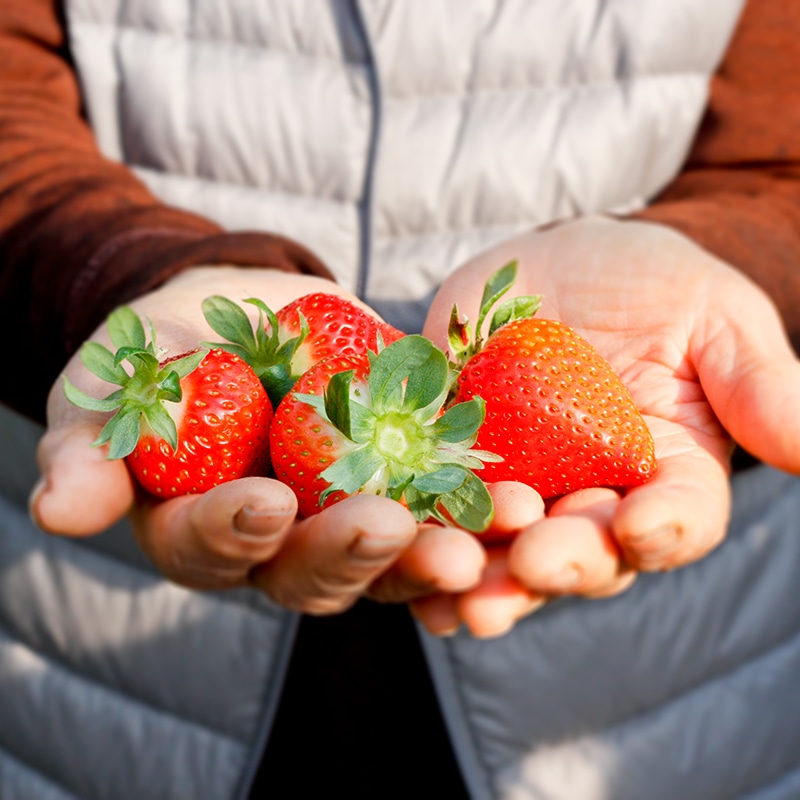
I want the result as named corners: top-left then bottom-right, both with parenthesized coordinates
top-left (634, 0), bottom-right (800, 351)
top-left (0, 0), bottom-right (332, 421)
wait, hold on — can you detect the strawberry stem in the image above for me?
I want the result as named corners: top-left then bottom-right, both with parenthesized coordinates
top-left (63, 306), bottom-right (206, 459)
top-left (447, 260), bottom-right (542, 371)
top-left (202, 295), bottom-right (306, 408)
top-left (295, 335), bottom-right (501, 532)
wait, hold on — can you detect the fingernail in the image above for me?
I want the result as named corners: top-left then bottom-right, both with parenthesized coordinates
top-left (234, 505), bottom-right (295, 538)
top-left (348, 531), bottom-right (412, 562)
top-left (553, 564), bottom-right (582, 590)
top-left (628, 524), bottom-right (680, 551)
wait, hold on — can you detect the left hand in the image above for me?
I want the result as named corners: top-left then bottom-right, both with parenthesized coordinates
top-left (32, 264), bottom-right (488, 613)
top-left (415, 216), bottom-right (800, 638)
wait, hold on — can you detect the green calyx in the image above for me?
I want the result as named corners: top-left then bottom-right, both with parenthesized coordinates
top-left (447, 260), bottom-right (542, 369)
top-left (202, 295), bottom-right (303, 408)
top-left (295, 335), bottom-right (502, 532)
top-left (63, 306), bottom-right (206, 459)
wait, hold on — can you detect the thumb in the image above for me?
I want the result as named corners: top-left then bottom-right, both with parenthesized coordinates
top-left (699, 285), bottom-right (800, 474)
top-left (31, 423), bottom-right (135, 536)
top-left (251, 495), bottom-right (418, 615)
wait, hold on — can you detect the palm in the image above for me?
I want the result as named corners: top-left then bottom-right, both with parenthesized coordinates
top-left (418, 217), bottom-right (800, 636)
top-left (429, 217), bottom-right (793, 474)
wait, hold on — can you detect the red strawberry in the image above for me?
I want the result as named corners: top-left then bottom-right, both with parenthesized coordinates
top-left (449, 262), bottom-right (657, 499)
top-left (271, 354), bottom-right (369, 517)
top-left (275, 293), bottom-right (404, 375)
top-left (64, 307), bottom-right (272, 497)
top-left (202, 292), bottom-right (404, 407)
top-left (270, 335), bottom-right (500, 532)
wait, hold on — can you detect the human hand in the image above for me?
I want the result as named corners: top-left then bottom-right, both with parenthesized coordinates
top-left (419, 216), bottom-right (800, 637)
top-left (30, 265), bottom-right (486, 612)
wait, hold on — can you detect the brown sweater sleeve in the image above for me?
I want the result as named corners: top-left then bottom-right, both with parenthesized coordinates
top-left (0, 0), bottom-right (332, 421)
top-left (634, 0), bottom-right (800, 351)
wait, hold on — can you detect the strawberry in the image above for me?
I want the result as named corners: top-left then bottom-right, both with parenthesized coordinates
top-left (449, 262), bottom-right (657, 499)
top-left (63, 307), bottom-right (272, 497)
top-left (202, 292), bottom-right (404, 407)
top-left (270, 335), bottom-right (501, 532)
top-left (275, 293), bottom-right (405, 374)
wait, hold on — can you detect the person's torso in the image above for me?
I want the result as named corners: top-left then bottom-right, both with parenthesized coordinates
top-left (17, 5), bottom-right (800, 800)
top-left (65, 0), bottom-right (742, 330)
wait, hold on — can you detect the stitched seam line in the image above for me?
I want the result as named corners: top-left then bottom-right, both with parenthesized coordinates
top-left (382, 68), bottom-right (710, 103)
top-left (132, 165), bottom-right (360, 208)
top-left (0, 618), bottom-right (244, 746)
top-left (0, 744), bottom-right (79, 800)
top-left (598, 619), bottom-right (800, 747)
top-left (70, 18), bottom-right (367, 69)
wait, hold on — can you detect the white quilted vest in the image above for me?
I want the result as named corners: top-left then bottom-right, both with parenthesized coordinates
top-left (11, 3), bottom-right (800, 800)
top-left (67, 0), bottom-right (741, 329)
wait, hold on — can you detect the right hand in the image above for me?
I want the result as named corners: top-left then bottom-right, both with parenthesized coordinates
top-left (30, 265), bottom-right (487, 614)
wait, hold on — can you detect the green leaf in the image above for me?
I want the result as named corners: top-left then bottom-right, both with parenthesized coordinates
top-left (385, 474), bottom-right (414, 503)
top-left (319, 447), bottom-right (385, 497)
top-left (447, 306), bottom-right (472, 365)
top-left (433, 397), bottom-right (485, 443)
top-left (412, 465), bottom-right (468, 495)
top-left (201, 341), bottom-right (251, 362)
top-left (107, 306), bottom-right (147, 351)
top-left (165, 349), bottom-right (207, 379)
top-left (80, 342), bottom-right (128, 384)
top-left (113, 346), bottom-right (148, 368)
top-left (105, 408), bottom-right (142, 460)
top-left (275, 336), bottom-right (303, 365)
top-left (143, 403), bottom-right (178, 452)
top-left (368, 335), bottom-right (436, 412)
top-left (476, 260), bottom-right (517, 337)
top-left (117, 349), bottom-right (160, 378)
top-left (402, 344), bottom-right (449, 416)
top-left (262, 364), bottom-right (298, 408)
top-left (202, 296), bottom-right (258, 352)
top-left (244, 297), bottom-right (281, 338)
top-left (403, 484), bottom-right (439, 523)
top-left (489, 295), bottom-right (542, 335)
top-left (293, 391), bottom-right (328, 418)
top-left (348, 400), bottom-right (376, 442)
top-left (438, 469), bottom-right (494, 533)
top-left (158, 370), bottom-right (183, 404)
top-left (325, 370), bottom-right (354, 439)
top-left (469, 449), bottom-right (504, 464)
top-left (63, 378), bottom-right (124, 412)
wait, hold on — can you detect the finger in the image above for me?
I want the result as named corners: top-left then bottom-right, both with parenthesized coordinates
top-left (699, 278), bottom-right (800, 474)
top-left (133, 477), bottom-right (297, 590)
top-left (409, 593), bottom-right (462, 637)
top-left (456, 550), bottom-right (545, 639)
top-left (32, 423), bottom-right (135, 536)
top-left (613, 440), bottom-right (730, 572)
top-left (367, 524), bottom-right (486, 604)
top-left (472, 481), bottom-right (545, 545)
top-left (509, 488), bottom-right (632, 595)
top-left (251, 495), bottom-right (417, 615)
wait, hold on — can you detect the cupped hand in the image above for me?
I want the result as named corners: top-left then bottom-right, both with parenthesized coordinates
top-left (30, 265), bottom-right (486, 613)
top-left (418, 216), bottom-right (800, 637)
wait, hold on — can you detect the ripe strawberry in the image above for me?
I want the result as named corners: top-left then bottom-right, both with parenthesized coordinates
top-left (449, 262), bottom-right (657, 499)
top-left (63, 307), bottom-right (272, 497)
top-left (202, 292), bottom-right (404, 407)
top-left (270, 335), bottom-right (500, 532)
top-left (275, 293), bottom-right (405, 374)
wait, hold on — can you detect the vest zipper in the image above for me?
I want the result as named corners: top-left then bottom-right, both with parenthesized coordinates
top-left (352, 0), bottom-right (381, 301)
